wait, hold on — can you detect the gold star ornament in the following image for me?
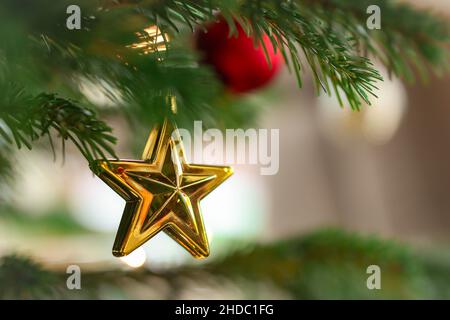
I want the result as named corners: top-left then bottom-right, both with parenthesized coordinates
top-left (92, 120), bottom-right (233, 259)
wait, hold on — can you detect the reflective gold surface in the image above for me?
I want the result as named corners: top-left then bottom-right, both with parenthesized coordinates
top-left (128, 25), bottom-right (169, 54)
top-left (93, 120), bottom-right (233, 258)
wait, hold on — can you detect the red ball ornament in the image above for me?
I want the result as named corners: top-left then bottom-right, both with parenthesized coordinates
top-left (196, 18), bottom-right (283, 94)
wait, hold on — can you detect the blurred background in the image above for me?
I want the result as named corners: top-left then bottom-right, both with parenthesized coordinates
top-left (1, 0), bottom-right (450, 299)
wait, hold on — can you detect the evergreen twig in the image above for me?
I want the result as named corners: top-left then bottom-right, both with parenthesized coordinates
top-left (0, 0), bottom-right (448, 169)
top-left (0, 83), bottom-right (117, 164)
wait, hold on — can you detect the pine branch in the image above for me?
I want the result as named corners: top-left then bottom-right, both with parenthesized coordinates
top-left (0, 255), bottom-right (63, 299)
top-left (1, 230), bottom-right (444, 299)
top-left (149, 0), bottom-right (382, 109)
top-left (0, 0), bottom-right (449, 165)
top-left (1, 0), bottom-right (448, 115)
top-left (300, 0), bottom-right (450, 81)
top-left (0, 83), bottom-right (117, 164)
top-left (0, 149), bottom-right (13, 182)
top-left (133, 0), bottom-right (450, 108)
top-left (2, 0), bottom-right (448, 114)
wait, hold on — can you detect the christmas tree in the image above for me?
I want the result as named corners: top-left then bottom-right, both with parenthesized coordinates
top-left (1, 0), bottom-right (450, 299)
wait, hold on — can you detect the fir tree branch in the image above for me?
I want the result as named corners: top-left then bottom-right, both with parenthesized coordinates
top-left (1, 0), bottom-right (448, 114)
top-left (2, 0), bottom-right (448, 114)
top-left (0, 83), bottom-right (117, 164)
top-left (0, 149), bottom-right (13, 183)
top-left (1, 230), bottom-right (445, 299)
top-left (300, 0), bottom-right (450, 81)
top-left (144, 0), bottom-right (449, 108)
top-left (148, 0), bottom-right (383, 109)
top-left (0, 0), bottom-right (449, 166)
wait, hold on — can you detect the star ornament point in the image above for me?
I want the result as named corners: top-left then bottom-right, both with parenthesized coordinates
top-left (93, 121), bottom-right (233, 259)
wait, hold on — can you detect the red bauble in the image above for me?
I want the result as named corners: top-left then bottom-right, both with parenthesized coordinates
top-left (196, 19), bottom-right (283, 93)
